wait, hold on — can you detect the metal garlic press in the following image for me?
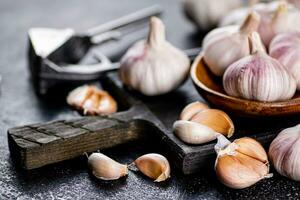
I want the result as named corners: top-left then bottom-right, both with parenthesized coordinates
top-left (28, 5), bottom-right (163, 95)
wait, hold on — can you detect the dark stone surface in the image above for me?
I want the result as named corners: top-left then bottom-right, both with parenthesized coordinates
top-left (1, 0), bottom-right (300, 199)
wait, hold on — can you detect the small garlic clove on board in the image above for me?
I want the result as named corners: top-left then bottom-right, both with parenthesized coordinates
top-left (173, 120), bottom-right (218, 144)
top-left (190, 109), bottom-right (234, 137)
top-left (269, 32), bottom-right (300, 91)
top-left (174, 103), bottom-right (234, 145)
top-left (119, 17), bottom-right (190, 96)
top-left (67, 85), bottom-right (117, 115)
top-left (215, 135), bottom-right (270, 189)
top-left (179, 101), bottom-right (209, 121)
top-left (88, 153), bottom-right (128, 180)
top-left (269, 124), bottom-right (300, 181)
top-left (223, 32), bottom-right (296, 102)
top-left (203, 11), bottom-right (260, 76)
top-left (134, 153), bottom-right (170, 182)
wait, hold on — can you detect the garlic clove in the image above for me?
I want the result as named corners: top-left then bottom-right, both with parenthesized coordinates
top-left (216, 151), bottom-right (269, 189)
top-left (269, 124), bottom-right (300, 181)
top-left (223, 32), bottom-right (296, 102)
top-left (88, 153), bottom-right (128, 180)
top-left (215, 135), bottom-right (270, 189)
top-left (234, 137), bottom-right (268, 163)
top-left (179, 101), bottom-right (209, 121)
top-left (173, 120), bottom-right (218, 144)
top-left (203, 11), bottom-right (260, 76)
top-left (134, 153), bottom-right (170, 182)
top-left (190, 109), bottom-right (234, 137)
top-left (67, 85), bottom-right (117, 115)
top-left (119, 17), bottom-right (190, 96)
top-left (270, 32), bottom-right (300, 91)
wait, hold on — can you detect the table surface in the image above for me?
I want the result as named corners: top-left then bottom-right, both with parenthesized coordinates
top-left (1, 0), bottom-right (300, 199)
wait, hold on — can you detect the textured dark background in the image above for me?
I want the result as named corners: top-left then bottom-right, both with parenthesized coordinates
top-left (1, 0), bottom-right (300, 199)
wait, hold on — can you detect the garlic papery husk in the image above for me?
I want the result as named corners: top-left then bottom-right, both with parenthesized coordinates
top-left (179, 101), bottom-right (209, 121)
top-left (215, 135), bottom-right (271, 189)
top-left (119, 17), bottom-right (190, 96)
top-left (203, 12), bottom-right (260, 76)
top-left (133, 153), bottom-right (170, 182)
top-left (88, 153), bottom-right (128, 180)
top-left (223, 32), bottom-right (296, 102)
top-left (183, 0), bottom-right (243, 31)
top-left (67, 85), bottom-right (117, 115)
top-left (270, 32), bottom-right (300, 91)
top-left (269, 124), bottom-right (300, 181)
top-left (173, 120), bottom-right (218, 144)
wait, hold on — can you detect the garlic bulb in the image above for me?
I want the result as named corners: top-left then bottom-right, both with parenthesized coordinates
top-left (269, 124), bottom-right (300, 181)
top-left (133, 153), bottom-right (170, 182)
top-left (67, 85), bottom-right (117, 115)
top-left (223, 32), bottom-right (296, 102)
top-left (183, 0), bottom-right (243, 31)
top-left (173, 102), bottom-right (234, 144)
top-left (119, 17), bottom-right (190, 96)
top-left (220, 1), bottom-right (300, 46)
top-left (215, 135), bottom-right (271, 189)
top-left (88, 153), bottom-right (128, 180)
top-left (203, 12), bottom-right (260, 76)
top-left (270, 32), bottom-right (300, 91)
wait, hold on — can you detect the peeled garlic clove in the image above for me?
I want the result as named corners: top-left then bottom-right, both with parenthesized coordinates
top-left (223, 32), bottom-right (296, 102)
top-left (269, 124), bottom-right (300, 181)
top-left (119, 17), bottom-right (190, 96)
top-left (270, 32), bottom-right (300, 91)
top-left (173, 120), bottom-right (217, 144)
top-left (203, 11), bottom-right (260, 76)
top-left (88, 153), bottom-right (128, 180)
top-left (134, 153), bottom-right (170, 182)
top-left (190, 109), bottom-right (234, 137)
top-left (67, 85), bottom-right (117, 115)
top-left (215, 135), bottom-right (270, 189)
top-left (179, 101), bottom-right (209, 121)
top-left (183, 0), bottom-right (243, 31)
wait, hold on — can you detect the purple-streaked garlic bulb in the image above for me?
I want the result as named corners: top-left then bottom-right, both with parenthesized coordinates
top-left (119, 17), bottom-right (190, 96)
top-left (223, 32), bottom-right (296, 102)
top-left (270, 32), bottom-right (300, 91)
top-left (203, 12), bottom-right (260, 76)
top-left (220, 1), bottom-right (300, 47)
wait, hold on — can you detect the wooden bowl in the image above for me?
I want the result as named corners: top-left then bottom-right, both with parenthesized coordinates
top-left (190, 53), bottom-right (300, 117)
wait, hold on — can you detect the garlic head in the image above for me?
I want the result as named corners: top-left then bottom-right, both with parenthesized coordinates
top-left (203, 12), bottom-right (260, 76)
top-left (88, 153), bottom-right (128, 180)
top-left (223, 32), bottom-right (296, 102)
top-left (134, 153), bottom-right (170, 182)
top-left (270, 32), bottom-right (300, 91)
top-left (183, 0), bottom-right (243, 31)
top-left (215, 135), bottom-right (270, 189)
top-left (119, 17), bottom-right (190, 96)
top-left (269, 124), bottom-right (300, 181)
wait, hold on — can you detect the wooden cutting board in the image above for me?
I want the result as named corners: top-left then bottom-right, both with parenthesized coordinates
top-left (7, 72), bottom-right (300, 174)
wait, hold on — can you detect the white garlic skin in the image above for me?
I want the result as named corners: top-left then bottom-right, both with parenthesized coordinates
top-left (223, 32), bottom-right (296, 102)
top-left (119, 17), bottom-right (190, 96)
top-left (269, 124), bottom-right (300, 181)
top-left (270, 32), bottom-right (300, 91)
top-left (203, 12), bottom-right (260, 76)
top-left (88, 153), bottom-right (128, 180)
top-left (183, 0), bottom-right (243, 31)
